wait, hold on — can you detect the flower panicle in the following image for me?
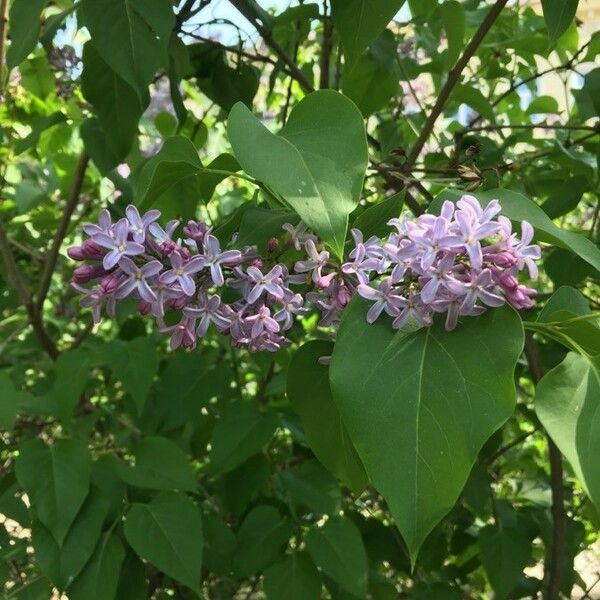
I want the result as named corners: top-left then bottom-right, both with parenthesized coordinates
top-left (69, 195), bottom-right (541, 351)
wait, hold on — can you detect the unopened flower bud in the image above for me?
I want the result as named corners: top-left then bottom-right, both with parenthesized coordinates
top-left (251, 258), bottom-right (264, 269)
top-left (267, 237), bottom-right (279, 253)
top-left (67, 245), bottom-right (86, 261)
top-left (72, 265), bottom-right (102, 284)
top-left (100, 274), bottom-right (120, 294)
top-left (138, 300), bottom-right (152, 315)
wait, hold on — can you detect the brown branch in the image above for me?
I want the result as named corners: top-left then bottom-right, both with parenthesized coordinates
top-left (524, 333), bottom-right (565, 600)
top-left (0, 0), bottom-right (8, 94)
top-left (229, 0), bottom-right (314, 93)
top-left (466, 122), bottom-right (599, 133)
top-left (468, 38), bottom-right (593, 128)
top-left (36, 151), bottom-right (89, 311)
top-left (0, 222), bottom-right (58, 360)
top-left (404, 0), bottom-right (509, 169)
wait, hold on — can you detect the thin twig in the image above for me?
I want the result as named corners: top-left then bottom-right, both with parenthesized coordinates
top-left (0, 222), bottom-right (58, 359)
top-left (319, 2), bottom-right (333, 89)
top-left (36, 151), bottom-right (89, 310)
top-left (0, 0), bottom-right (8, 93)
top-left (229, 0), bottom-right (315, 93)
top-left (524, 333), bottom-right (565, 600)
top-left (404, 0), bottom-right (509, 169)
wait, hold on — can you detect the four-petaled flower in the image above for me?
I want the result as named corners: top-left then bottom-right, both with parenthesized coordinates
top-left (92, 218), bottom-right (145, 270)
top-left (160, 252), bottom-right (204, 296)
top-left (116, 257), bottom-right (162, 302)
top-left (126, 205), bottom-right (160, 243)
top-left (295, 239), bottom-right (330, 283)
top-left (245, 265), bottom-right (284, 303)
top-left (201, 234), bottom-right (242, 286)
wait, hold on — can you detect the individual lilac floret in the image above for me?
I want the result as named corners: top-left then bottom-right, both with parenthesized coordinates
top-left (201, 234), bottom-right (242, 286)
top-left (295, 239), bottom-right (330, 284)
top-left (245, 265), bottom-right (285, 303)
top-left (160, 252), bottom-right (204, 296)
top-left (184, 294), bottom-right (231, 338)
top-left (126, 205), bottom-right (160, 243)
top-left (116, 257), bottom-right (162, 302)
top-left (91, 218), bottom-right (145, 270)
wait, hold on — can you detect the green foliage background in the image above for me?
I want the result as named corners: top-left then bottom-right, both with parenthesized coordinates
top-left (0, 0), bottom-right (599, 598)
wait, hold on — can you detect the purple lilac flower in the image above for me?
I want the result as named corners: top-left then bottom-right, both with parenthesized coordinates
top-left (245, 265), bottom-right (285, 303)
top-left (116, 257), bottom-right (162, 302)
top-left (295, 239), bottom-right (330, 284)
top-left (357, 278), bottom-right (405, 324)
top-left (92, 219), bottom-right (145, 270)
top-left (184, 294), bottom-right (231, 338)
top-left (160, 252), bottom-right (204, 296)
top-left (126, 205), bottom-right (160, 243)
top-left (201, 234), bottom-right (242, 286)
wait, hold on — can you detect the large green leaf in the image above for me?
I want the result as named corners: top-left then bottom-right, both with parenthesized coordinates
top-left (287, 340), bottom-right (367, 493)
top-left (0, 372), bottom-right (30, 431)
top-left (430, 188), bottom-right (600, 276)
top-left (31, 494), bottom-right (110, 589)
top-left (136, 136), bottom-right (202, 210)
top-left (208, 403), bottom-right (278, 475)
top-left (535, 352), bottom-right (600, 512)
top-left (351, 192), bottom-right (404, 241)
top-left (227, 91), bottom-right (368, 258)
top-left (330, 300), bottom-right (523, 563)
top-left (342, 30), bottom-right (401, 117)
top-left (232, 506), bottom-right (293, 577)
top-left (6, 0), bottom-right (47, 68)
top-left (68, 532), bottom-right (125, 600)
top-left (124, 492), bottom-right (203, 592)
top-left (15, 438), bottom-right (91, 545)
top-left (263, 552), bottom-right (322, 600)
top-left (116, 436), bottom-right (197, 492)
top-left (440, 0), bottom-right (465, 65)
top-left (541, 0), bottom-right (579, 43)
top-left (305, 516), bottom-right (368, 598)
top-left (102, 337), bottom-right (159, 414)
top-left (203, 514), bottom-right (237, 576)
top-left (330, 0), bottom-right (406, 67)
top-left (479, 524), bottom-right (532, 600)
top-left (79, 0), bottom-right (174, 97)
top-left (81, 43), bottom-right (146, 160)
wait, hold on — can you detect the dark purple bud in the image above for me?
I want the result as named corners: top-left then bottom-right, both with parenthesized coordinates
top-left (316, 273), bottom-right (336, 289)
top-left (183, 220), bottom-right (208, 244)
top-left (67, 245), bottom-right (87, 261)
top-left (267, 237), bottom-right (279, 253)
top-left (72, 265), bottom-right (103, 284)
top-left (489, 251), bottom-right (517, 268)
top-left (169, 296), bottom-right (188, 310)
top-left (160, 240), bottom-right (177, 257)
top-left (100, 274), bottom-right (120, 294)
top-left (138, 300), bottom-right (152, 315)
top-left (251, 258), bottom-right (264, 269)
top-left (498, 273), bottom-right (518, 291)
top-left (82, 239), bottom-right (105, 260)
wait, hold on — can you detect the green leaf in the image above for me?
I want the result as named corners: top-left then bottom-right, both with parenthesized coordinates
top-left (68, 532), bottom-right (125, 600)
top-left (440, 1), bottom-right (465, 65)
top-left (305, 516), bottom-right (368, 598)
top-left (203, 514), bottom-right (237, 576)
top-left (197, 153), bottom-right (240, 202)
top-left (287, 340), bottom-right (367, 493)
top-left (46, 348), bottom-right (92, 423)
top-left (117, 436), bottom-right (196, 491)
top-left (14, 112), bottom-right (67, 155)
top-left (574, 67), bottom-right (600, 118)
top-left (544, 249), bottom-right (595, 288)
top-left (479, 524), bottom-right (533, 600)
top-left (538, 286), bottom-right (591, 322)
top-left (263, 552), bottom-right (322, 600)
top-left (330, 300), bottom-right (523, 563)
top-left (331, 0), bottom-right (406, 67)
top-left (102, 337), bottom-right (159, 414)
top-left (526, 95), bottom-right (559, 114)
top-left (430, 188), bottom-right (600, 276)
top-left (342, 30), bottom-right (401, 117)
top-left (6, 0), bottom-right (47, 68)
top-left (541, 175), bottom-right (588, 219)
top-left (81, 42), bottom-right (146, 160)
top-left (20, 54), bottom-right (54, 99)
top-left (277, 459), bottom-right (342, 515)
top-left (351, 192), bottom-right (404, 241)
top-left (235, 206), bottom-right (298, 254)
top-left (124, 492), bottom-right (203, 592)
top-left (452, 85), bottom-right (494, 121)
top-left (136, 135), bottom-right (202, 210)
top-left (541, 0), bottom-right (579, 43)
top-left (80, 118), bottom-right (122, 175)
top-left (15, 438), bottom-right (91, 545)
top-left (79, 0), bottom-right (175, 97)
top-left (115, 553), bottom-right (148, 600)
top-left (209, 403), bottom-right (278, 475)
top-left (0, 372), bottom-right (29, 430)
top-left (227, 90), bottom-right (368, 258)
top-left (535, 352), bottom-right (600, 512)
top-left (31, 494), bottom-right (110, 589)
top-left (232, 505), bottom-right (293, 577)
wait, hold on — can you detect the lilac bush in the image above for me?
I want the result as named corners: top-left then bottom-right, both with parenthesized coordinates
top-left (70, 195), bottom-right (541, 351)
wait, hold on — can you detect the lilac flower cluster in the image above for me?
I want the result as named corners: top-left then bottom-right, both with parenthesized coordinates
top-left (70, 196), bottom-right (541, 352)
top-left (339, 195), bottom-right (541, 331)
top-left (69, 205), bottom-right (309, 351)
